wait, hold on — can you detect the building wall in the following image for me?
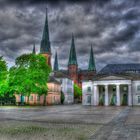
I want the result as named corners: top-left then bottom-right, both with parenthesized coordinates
top-left (15, 82), bottom-right (61, 105)
top-left (57, 78), bottom-right (74, 104)
top-left (82, 79), bottom-right (133, 106)
top-left (42, 53), bottom-right (51, 67)
top-left (68, 65), bottom-right (78, 84)
top-left (82, 81), bottom-right (93, 105)
top-left (132, 81), bottom-right (140, 105)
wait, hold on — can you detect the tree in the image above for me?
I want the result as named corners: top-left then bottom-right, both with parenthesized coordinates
top-left (9, 54), bottom-right (51, 105)
top-left (61, 91), bottom-right (65, 104)
top-left (0, 57), bottom-right (8, 96)
top-left (74, 84), bottom-right (82, 102)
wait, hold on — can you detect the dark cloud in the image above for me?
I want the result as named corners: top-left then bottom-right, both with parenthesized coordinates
top-left (0, 0), bottom-right (140, 70)
top-left (1, 0), bottom-right (110, 6)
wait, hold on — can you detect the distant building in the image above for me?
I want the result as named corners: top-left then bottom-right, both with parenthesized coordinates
top-left (83, 64), bottom-right (140, 106)
top-left (46, 76), bottom-right (61, 105)
top-left (39, 9), bottom-right (96, 88)
top-left (55, 71), bottom-right (74, 104)
top-left (15, 76), bottom-right (61, 105)
top-left (53, 34), bottom-right (96, 88)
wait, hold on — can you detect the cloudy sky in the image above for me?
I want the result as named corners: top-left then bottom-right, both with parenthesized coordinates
top-left (0, 0), bottom-right (140, 71)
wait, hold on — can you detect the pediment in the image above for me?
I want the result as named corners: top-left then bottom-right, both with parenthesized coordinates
top-left (98, 75), bottom-right (127, 80)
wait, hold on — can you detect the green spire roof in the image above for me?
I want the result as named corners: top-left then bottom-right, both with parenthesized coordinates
top-left (88, 45), bottom-right (96, 71)
top-left (68, 34), bottom-right (77, 65)
top-left (53, 51), bottom-right (59, 71)
top-left (32, 43), bottom-right (36, 54)
top-left (40, 8), bottom-right (51, 54)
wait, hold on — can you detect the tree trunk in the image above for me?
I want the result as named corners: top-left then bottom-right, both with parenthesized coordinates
top-left (43, 93), bottom-right (46, 106)
top-left (27, 95), bottom-right (29, 105)
top-left (20, 94), bottom-right (24, 106)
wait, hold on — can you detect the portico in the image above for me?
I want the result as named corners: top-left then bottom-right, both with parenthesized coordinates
top-left (92, 80), bottom-right (132, 106)
top-left (82, 75), bottom-right (133, 106)
top-left (92, 78), bottom-right (132, 106)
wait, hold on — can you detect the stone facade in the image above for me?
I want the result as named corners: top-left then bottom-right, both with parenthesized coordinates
top-left (82, 74), bottom-right (140, 106)
top-left (56, 77), bottom-right (74, 104)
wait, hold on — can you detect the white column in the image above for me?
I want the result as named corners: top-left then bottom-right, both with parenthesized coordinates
top-left (116, 84), bottom-right (121, 106)
top-left (93, 85), bottom-right (99, 106)
top-left (128, 84), bottom-right (132, 106)
top-left (105, 85), bottom-right (109, 106)
top-left (97, 86), bottom-right (99, 105)
top-left (91, 89), bottom-right (94, 106)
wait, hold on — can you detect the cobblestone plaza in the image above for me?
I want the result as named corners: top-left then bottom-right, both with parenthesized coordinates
top-left (0, 105), bottom-right (139, 140)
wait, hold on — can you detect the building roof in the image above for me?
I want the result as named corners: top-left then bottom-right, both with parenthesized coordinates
top-left (53, 70), bottom-right (71, 79)
top-left (53, 51), bottom-right (59, 71)
top-left (88, 45), bottom-right (96, 71)
top-left (78, 69), bottom-right (95, 75)
top-left (48, 76), bottom-right (61, 84)
top-left (32, 43), bottom-right (36, 54)
top-left (68, 34), bottom-right (78, 66)
top-left (40, 9), bottom-right (51, 54)
top-left (89, 73), bottom-right (140, 81)
top-left (99, 64), bottom-right (140, 74)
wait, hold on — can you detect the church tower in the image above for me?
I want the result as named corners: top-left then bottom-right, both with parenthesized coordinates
top-left (88, 45), bottom-right (96, 71)
top-left (68, 34), bottom-right (78, 84)
top-left (32, 43), bottom-right (36, 54)
top-left (53, 51), bottom-right (59, 71)
top-left (40, 9), bottom-right (51, 67)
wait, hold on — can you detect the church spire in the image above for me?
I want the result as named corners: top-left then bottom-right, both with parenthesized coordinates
top-left (68, 34), bottom-right (77, 66)
top-left (40, 8), bottom-right (51, 54)
top-left (88, 45), bottom-right (96, 71)
top-left (32, 43), bottom-right (36, 54)
top-left (53, 51), bottom-right (59, 71)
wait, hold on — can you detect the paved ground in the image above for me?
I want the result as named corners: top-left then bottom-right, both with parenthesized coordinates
top-left (0, 105), bottom-right (140, 140)
top-left (0, 105), bottom-right (125, 124)
top-left (90, 107), bottom-right (140, 140)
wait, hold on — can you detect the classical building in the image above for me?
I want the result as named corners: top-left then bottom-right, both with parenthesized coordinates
top-left (83, 64), bottom-right (140, 106)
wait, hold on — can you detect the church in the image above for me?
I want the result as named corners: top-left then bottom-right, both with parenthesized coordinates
top-left (39, 10), bottom-right (96, 88)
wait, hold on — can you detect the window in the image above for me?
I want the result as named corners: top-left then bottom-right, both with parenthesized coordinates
top-left (87, 96), bottom-right (91, 103)
top-left (113, 86), bottom-right (116, 92)
top-left (87, 87), bottom-right (91, 92)
top-left (37, 96), bottom-right (40, 101)
top-left (138, 96), bottom-right (140, 103)
top-left (123, 87), bottom-right (127, 91)
top-left (29, 96), bottom-right (33, 101)
top-left (137, 85), bottom-right (140, 91)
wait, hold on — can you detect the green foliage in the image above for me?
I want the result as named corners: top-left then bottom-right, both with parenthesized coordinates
top-left (61, 91), bottom-right (65, 104)
top-left (74, 84), bottom-right (82, 99)
top-left (0, 57), bottom-right (8, 96)
top-left (0, 56), bottom-right (7, 80)
top-left (110, 94), bottom-right (115, 106)
top-left (0, 94), bottom-right (16, 105)
top-left (9, 54), bottom-right (51, 104)
top-left (99, 95), bottom-right (104, 106)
